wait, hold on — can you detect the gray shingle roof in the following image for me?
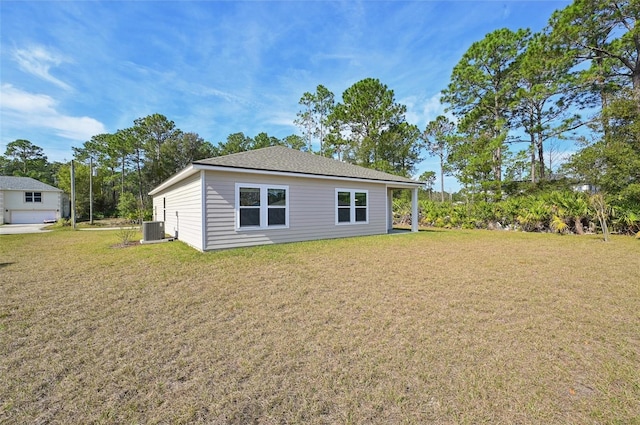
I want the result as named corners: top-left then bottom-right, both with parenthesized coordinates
top-left (0, 176), bottom-right (62, 192)
top-left (193, 146), bottom-right (419, 184)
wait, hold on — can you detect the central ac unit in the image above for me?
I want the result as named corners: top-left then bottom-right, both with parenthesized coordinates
top-left (142, 221), bottom-right (165, 241)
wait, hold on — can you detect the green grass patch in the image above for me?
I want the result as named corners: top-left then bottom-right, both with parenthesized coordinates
top-left (1, 229), bottom-right (639, 423)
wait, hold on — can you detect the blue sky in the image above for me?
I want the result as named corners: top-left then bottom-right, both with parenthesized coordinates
top-left (1, 0), bottom-right (570, 190)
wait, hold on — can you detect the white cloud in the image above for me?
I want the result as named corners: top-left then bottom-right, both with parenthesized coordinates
top-left (264, 109), bottom-right (298, 132)
top-left (0, 84), bottom-right (106, 141)
top-left (199, 86), bottom-right (253, 106)
top-left (12, 45), bottom-right (72, 91)
top-left (421, 93), bottom-right (448, 123)
top-left (402, 93), bottom-right (449, 129)
top-left (0, 85), bottom-right (56, 113)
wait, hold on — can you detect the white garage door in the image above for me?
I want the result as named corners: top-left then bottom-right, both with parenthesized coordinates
top-left (11, 210), bottom-right (57, 224)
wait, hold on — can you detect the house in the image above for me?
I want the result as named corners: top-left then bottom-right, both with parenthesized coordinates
top-left (0, 176), bottom-right (65, 224)
top-left (149, 146), bottom-right (422, 251)
top-left (573, 183), bottom-right (598, 193)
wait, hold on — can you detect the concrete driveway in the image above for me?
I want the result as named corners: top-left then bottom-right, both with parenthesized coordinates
top-left (0, 224), bottom-right (52, 235)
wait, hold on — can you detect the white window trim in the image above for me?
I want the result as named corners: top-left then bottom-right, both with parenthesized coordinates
top-left (235, 183), bottom-right (289, 230)
top-left (335, 188), bottom-right (369, 225)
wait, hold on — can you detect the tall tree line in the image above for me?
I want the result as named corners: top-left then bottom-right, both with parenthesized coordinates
top-left (0, 114), bottom-right (308, 220)
top-left (0, 139), bottom-right (63, 185)
top-left (3, 0), bottom-right (637, 221)
top-left (294, 78), bottom-right (423, 177)
top-left (65, 113), bottom-right (217, 220)
top-left (68, 114), bottom-right (309, 220)
top-left (424, 0), bottom-right (638, 206)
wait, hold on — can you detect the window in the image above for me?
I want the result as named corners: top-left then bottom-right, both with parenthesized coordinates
top-left (236, 184), bottom-right (288, 229)
top-left (25, 192), bottom-right (42, 203)
top-left (239, 187), bottom-right (261, 227)
top-left (336, 189), bottom-right (368, 224)
top-left (267, 188), bottom-right (287, 226)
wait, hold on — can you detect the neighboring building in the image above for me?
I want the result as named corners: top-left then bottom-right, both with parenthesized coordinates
top-left (574, 183), bottom-right (598, 193)
top-left (0, 176), bottom-right (65, 224)
top-left (149, 146), bottom-right (422, 251)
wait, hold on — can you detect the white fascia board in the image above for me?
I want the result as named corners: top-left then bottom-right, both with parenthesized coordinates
top-left (4, 188), bottom-right (62, 193)
top-left (194, 164), bottom-right (423, 188)
top-left (384, 182), bottom-right (424, 190)
top-left (148, 165), bottom-right (198, 196)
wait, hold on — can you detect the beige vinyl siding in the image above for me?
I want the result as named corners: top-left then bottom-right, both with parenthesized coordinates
top-left (203, 171), bottom-right (387, 250)
top-left (0, 191), bottom-right (4, 224)
top-left (152, 172), bottom-right (203, 250)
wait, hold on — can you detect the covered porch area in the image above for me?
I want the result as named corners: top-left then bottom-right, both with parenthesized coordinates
top-left (386, 184), bottom-right (421, 233)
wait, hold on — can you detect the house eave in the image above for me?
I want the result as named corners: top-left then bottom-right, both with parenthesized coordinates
top-left (148, 165), bottom-right (199, 195)
top-left (1, 188), bottom-right (62, 192)
top-left (150, 163), bottom-right (422, 196)
top-left (188, 164), bottom-right (423, 187)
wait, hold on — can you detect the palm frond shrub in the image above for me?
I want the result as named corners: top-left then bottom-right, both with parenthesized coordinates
top-left (393, 198), bottom-right (412, 225)
top-left (548, 191), bottom-right (591, 235)
top-left (517, 197), bottom-right (552, 232)
top-left (611, 205), bottom-right (640, 235)
top-left (550, 214), bottom-right (570, 234)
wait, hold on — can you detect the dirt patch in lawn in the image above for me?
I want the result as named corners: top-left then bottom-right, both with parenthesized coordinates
top-left (110, 240), bottom-right (141, 249)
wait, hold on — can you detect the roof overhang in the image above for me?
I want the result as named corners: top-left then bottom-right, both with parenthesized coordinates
top-left (149, 163), bottom-right (422, 195)
top-left (1, 188), bottom-right (62, 192)
top-left (148, 164), bottom-right (199, 195)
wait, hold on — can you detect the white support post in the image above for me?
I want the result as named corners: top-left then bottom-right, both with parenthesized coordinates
top-left (411, 187), bottom-right (419, 232)
top-left (387, 188), bottom-right (394, 232)
top-left (71, 160), bottom-right (76, 230)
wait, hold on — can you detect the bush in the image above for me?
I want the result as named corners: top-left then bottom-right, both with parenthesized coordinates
top-left (117, 192), bottom-right (144, 223)
top-left (116, 226), bottom-right (138, 247)
top-left (396, 190), bottom-right (637, 237)
top-left (51, 218), bottom-right (71, 228)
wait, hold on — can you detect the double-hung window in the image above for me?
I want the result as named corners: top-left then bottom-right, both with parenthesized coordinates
top-left (236, 184), bottom-right (288, 229)
top-left (25, 192), bottom-right (42, 203)
top-left (336, 189), bottom-right (368, 224)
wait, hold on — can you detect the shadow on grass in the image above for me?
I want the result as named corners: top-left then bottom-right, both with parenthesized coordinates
top-left (390, 227), bottom-right (450, 234)
top-left (0, 262), bottom-right (14, 268)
